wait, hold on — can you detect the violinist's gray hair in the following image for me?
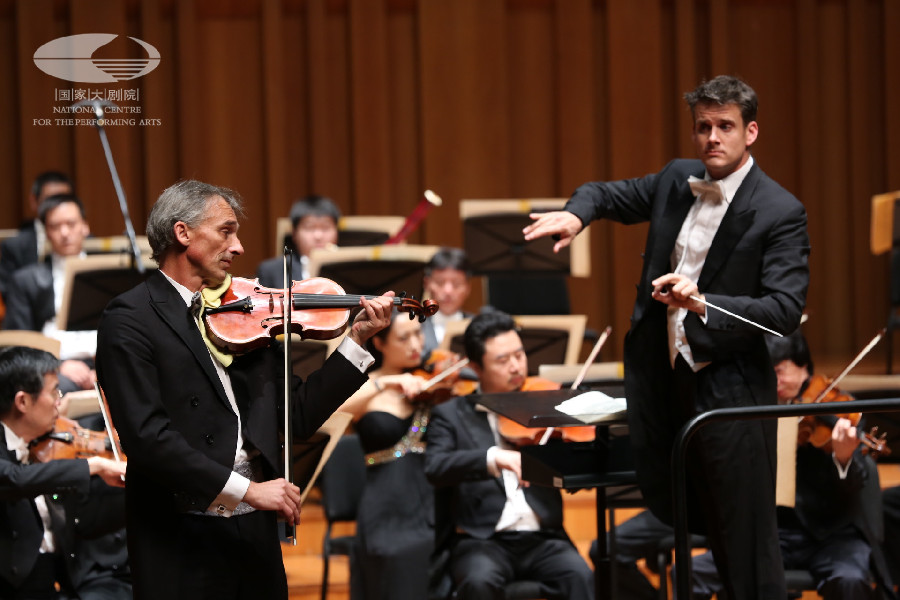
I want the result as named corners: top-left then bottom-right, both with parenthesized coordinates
top-left (146, 179), bottom-right (245, 263)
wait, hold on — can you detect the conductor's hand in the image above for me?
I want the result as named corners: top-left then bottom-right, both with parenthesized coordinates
top-left (494, 448), bottom-right (530, 488)
top-left (86, 457), bottom-right (127, 488)
top-left (832, 418), bottom-right (860, 467)
top-left (651, 273), bottom-right (706, 316)
top-left (347, 292), bottom-right (395, 347)
top-left (522, 211), bottom-right (582, 253)
top-left (244, 479), bottom-right (302, 524)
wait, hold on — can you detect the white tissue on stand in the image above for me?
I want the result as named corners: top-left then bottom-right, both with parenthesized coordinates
top-left (555, 391), bottom-right (627, 424)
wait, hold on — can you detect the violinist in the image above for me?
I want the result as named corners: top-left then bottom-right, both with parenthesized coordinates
top-left (337, 311), bottom-right (439, 600)
top-left (0, 346), bottom-right (128, 599)
top-left (690, 329), bottom-right (894, 599)
top-left (95, 180), bottom-right (394, 600)
top-left (424, 310), bottom-right (594, 600)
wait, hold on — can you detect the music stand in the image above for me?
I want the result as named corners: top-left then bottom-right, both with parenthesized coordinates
top-left (82, 235), bottom-right (153, 257)
top-left (273, 215), bottom-right (407, 256)
top-left (461, 199), bottom-right (590, 314)
top-left (56, 254), bottom-right (157, 331)
top-left (308, 244), bottom-right (440, 299)
top-left (871, 191), bottom-right (900, 371)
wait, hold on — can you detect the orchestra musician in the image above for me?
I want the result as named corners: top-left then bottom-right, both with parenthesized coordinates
top-left (0, 171), bottom-right (74, 303)
top-left (690, 329), bottom-right (894, 599)
top-left (3, 194), bottom-right (98, 394)
top-left (421, 247), bottom-right (473, 358)
top-left (255, 195), bottom-right (341, 287)
top-left (0, 346), bottom-right (128, 599)
top-left (338, 311), bottom-right (436, 600)
top-left (524, 75), bottom-right (810, 598)
top-left (95, 180), bottom-right (393, 600)
top-left (424, 310), bottom-right (594, 600)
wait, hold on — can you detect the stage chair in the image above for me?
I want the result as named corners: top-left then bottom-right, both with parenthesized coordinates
top-left (81, 234), bottom-right (153, 257)
top-left (439, 314), bottom-right (587, 376)
top-left (318, 433), bottom-right (366, 600)
top-left (273, 215), bottom-right (407, 257)
top-left (0, 330), bottom-right (62, 357)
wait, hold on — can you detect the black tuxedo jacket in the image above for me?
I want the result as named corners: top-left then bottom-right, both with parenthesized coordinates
top-left (424, 395), bottom-right (566, 540)
top-left (566, 158), bottom-right (810, 517)
top-left (0, 224), bottom-right (39, 299)
top-left (95, 270), bottom-right (367, 589)
top-left (2, 258), bottom-right (54, 332)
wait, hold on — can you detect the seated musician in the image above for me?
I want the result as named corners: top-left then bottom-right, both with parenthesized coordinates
top-left (2, 195), bottom-right (97, 394)
top-left (338, 310), bottom-right (442, 600)
top-left (256, 195), bottom-right (340, 286)
top-left (421, 247), bottom-right (473, 358)
top-left (0, 346), bottom-right (128, 599)
top-left (689, 329), bottom-right (892, 599)
top-left (424, 309), bottom-right (594, 600)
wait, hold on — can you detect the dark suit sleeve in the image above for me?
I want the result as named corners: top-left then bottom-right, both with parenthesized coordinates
top-left (2, 268), bottom-right (40, 331)
top-left (424, 402), bottom-right (493, 487)
top-left (0, 456), bottom-right (91, 500)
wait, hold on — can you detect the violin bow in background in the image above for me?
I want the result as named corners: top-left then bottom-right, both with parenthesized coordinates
top-left (538, 325), bottom-right (612, 446)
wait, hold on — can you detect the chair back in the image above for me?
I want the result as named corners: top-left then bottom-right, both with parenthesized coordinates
top-left (0, 330), bottom-right (61, 357)
top-left (319, 433), bottom-right (366, 523)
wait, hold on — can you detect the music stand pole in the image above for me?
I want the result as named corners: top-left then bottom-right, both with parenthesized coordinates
top-left (75, 100), bottom-right (145, 273)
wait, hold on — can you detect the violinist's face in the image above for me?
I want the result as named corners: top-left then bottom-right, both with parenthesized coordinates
top-left (44, 202), bottom-right (89, 257)
top-left (475, 330), bottom-right (527, 394)
top-left (691, 102), bottom-right (758, 180)
top-left (424, 268), bottom-right (470, 316)
top-left (773, 359), bottom-right (809, 403)
top-left (374, 316), bottom-right (423, 372)
top-left (185, 197), bottom-right (244, 288)
top-left (293, 215), bottom-right (338, 258)
top-left (21, 373), bottom-right (61, 443)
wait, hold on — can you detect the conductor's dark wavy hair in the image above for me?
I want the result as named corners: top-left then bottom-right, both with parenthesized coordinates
top-left (146, 180), bottom-right (245, 263)
top-left (684, 75), bottom-right (758, 126)
top-left (0, 347), bottom-right (58, 417)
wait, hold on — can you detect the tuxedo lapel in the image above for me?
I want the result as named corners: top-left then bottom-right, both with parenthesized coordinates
top-left (146, 273), bottom-right (230, 406)
top-left (651, 177), bottom-right (698, 275)
top-left (460, 397), bottom-right (507, 493)
top-left (698, 165), bottom-right (759, 290)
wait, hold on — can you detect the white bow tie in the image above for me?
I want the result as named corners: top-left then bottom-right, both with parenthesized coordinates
top-left (687, 176), bottom-right (725, 204)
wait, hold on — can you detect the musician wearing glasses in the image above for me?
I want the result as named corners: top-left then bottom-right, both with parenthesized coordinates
top-left (96, 180), bottom-right (392, 600)
top-left (525, 75), bottom-right (810, 598)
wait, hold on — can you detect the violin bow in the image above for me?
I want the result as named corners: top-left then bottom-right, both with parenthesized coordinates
top-left (419, 357), bottom-right (470, 392)
top-left (93, 382), bottom-right (126, 481)
top-left (811, 328), bottom-right (885, 403)
top-left (282, 248), bottom-right (296, 546)
top-left (538, 325), bottom-right (612, 446)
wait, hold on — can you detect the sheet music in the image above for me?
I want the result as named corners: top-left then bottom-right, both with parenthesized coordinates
top-left (555, 390), bottom-right (627, 424)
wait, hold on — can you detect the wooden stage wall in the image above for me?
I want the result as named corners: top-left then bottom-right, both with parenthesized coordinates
top-left (1, 0), bottom-right (898, 365)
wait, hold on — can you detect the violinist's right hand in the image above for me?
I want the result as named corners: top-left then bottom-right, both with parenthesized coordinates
top-left (832, 417), bottom-right (860, 467)
top-left (244, 478), bottom-right (302, 525)
top-left (87, 457), bottom-right (127, 488)
top-left (60, 359), bottom-right (95, 390)
top-left (522, 211), bottom-right (582, 253)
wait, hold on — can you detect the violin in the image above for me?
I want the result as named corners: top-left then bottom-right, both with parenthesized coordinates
top-left (495, 377), bottom-right (596, 446)
top-left (794, 374), bottom-right (890, 458)
top-left (29, 416), bottom-right (123, 463)
top-left (203, 276), bottom-right (438, 353)
top-left (409, 349), bottom-right (472, 405)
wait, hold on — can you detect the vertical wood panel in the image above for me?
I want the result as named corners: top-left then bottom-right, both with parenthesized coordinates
top-left (0, 4), bottom-right (21, 226)
top-left (261, 0), bottom-right (288, 244)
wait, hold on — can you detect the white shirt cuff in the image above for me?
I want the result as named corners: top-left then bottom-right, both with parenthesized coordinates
top-left (832, 453), bottom-right (853, 479)
top-left (486, 446), bottom-right (501, 477)
top-left (208, 471), bottom-right (251, 517)
top-left (337, 337), bottom-right (375, 372)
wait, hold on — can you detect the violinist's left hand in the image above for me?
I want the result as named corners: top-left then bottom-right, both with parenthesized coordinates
top-left (347, 292), bottom-right (395, 347)
top-left (651, 273), bottom-right (706, 316)
top-left (832, 417), bottom-right (860, 467)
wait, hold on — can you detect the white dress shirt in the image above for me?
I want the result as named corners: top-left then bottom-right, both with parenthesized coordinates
top-left (484, 411), bottom-right (541, 532)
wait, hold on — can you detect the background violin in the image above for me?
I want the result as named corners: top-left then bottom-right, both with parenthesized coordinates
top-left (409, 349), bottom-right (472, 405)
top-left (204, 276), bottom-right (438, 353)
top-left (29, 416), bottom-right (123, 463)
